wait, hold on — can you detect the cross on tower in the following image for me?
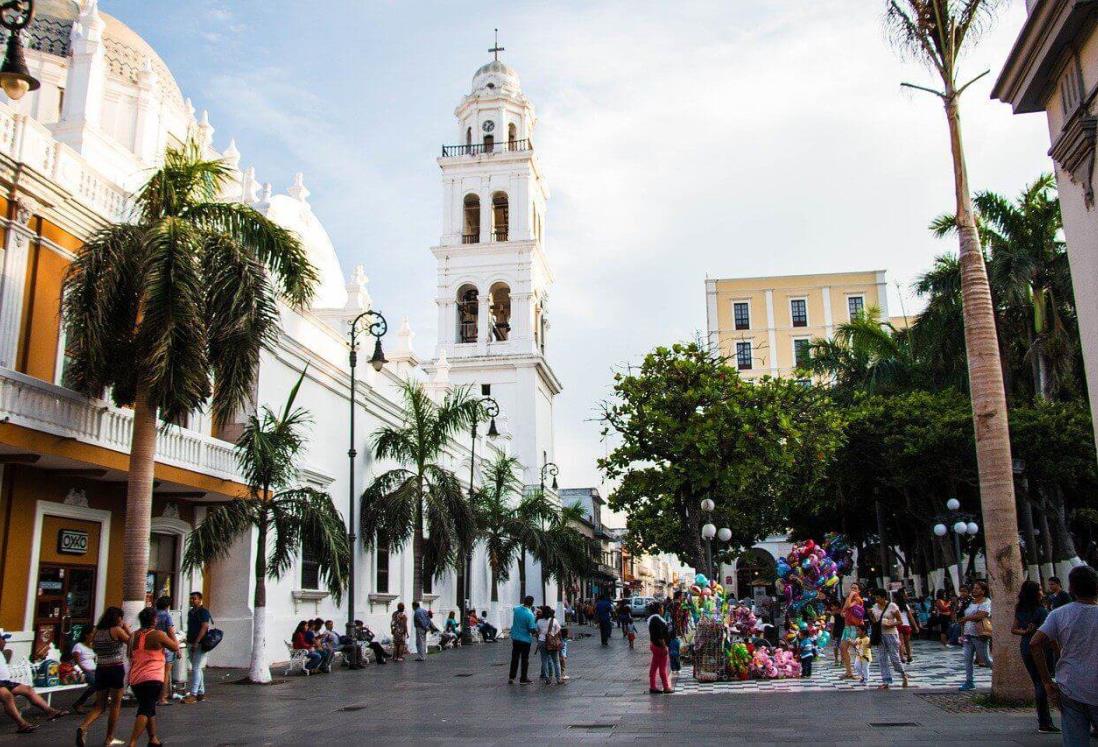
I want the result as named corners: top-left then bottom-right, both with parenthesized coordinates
top-left (489, 28), bottom-right (504, 61)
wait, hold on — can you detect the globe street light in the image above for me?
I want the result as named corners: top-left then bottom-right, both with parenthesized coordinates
top-left (717, 527), bottom-right (732, 543)
top-left (0, 1), bottom-right (39, 102)
top-left (701, 523), bottom-right (717, 539)
top-left (933, 523), bottom-right (948, 537)
top-left (946, 498), bottom-right (961, 511)
top-left (345, 309), bottom-right (387, 668)
top-left (930, 497), bottom-right (979, 591)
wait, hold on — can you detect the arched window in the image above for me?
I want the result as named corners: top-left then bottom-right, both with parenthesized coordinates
top-left (489, 282), bottom-right (511, 341)
top-left (465, 127), bottom-right (472, 148)
top-left (492, 191), bottom-right (508, 241)
top-left (463, 194), bottom-right (480, 244)
top-left (483, 133), bottom-right (494, 153)
top-left (457, 285), bottom-right (479, 343)
top-left (507, 123), bottom-right (517, 149)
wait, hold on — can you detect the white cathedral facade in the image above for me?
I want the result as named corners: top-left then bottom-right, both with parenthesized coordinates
top-left (0, 0), bottom-right (561, 670)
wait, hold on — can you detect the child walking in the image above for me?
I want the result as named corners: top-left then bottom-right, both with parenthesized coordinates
top-left (798, 629), bottom-right (817, 678)
top-left (853, 624), bottom-right (873, 686)
top-left (668, 633), bottom-right (682, 682)
top-left (559, 627), bottom-right (570, 681)
top-left (626, 620), bottom-right (637, 650)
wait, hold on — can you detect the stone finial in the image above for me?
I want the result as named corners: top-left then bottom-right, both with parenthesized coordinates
top-left (195, 110), bottom-right (214, 150)
top-left (259, 182), bottom-right (273, 208)
top-left (396, 316), bottom-right (416, 357)
top-left (73, 0), bottom-right (105, 42)
top-left (185, 97), bottom-right (196, 120)
top-left (344, 265), bottom-right (371, 311)
top-left (222, 138), bottom-right (240, 169)
top-left (137, 57), bottom-right (158, 90)
top-left (433, 350), bottom-right (450, 385)
top-left (241, 166), bottom-right (259, 203)
top-left (288, 172), bottom-right (310, 202)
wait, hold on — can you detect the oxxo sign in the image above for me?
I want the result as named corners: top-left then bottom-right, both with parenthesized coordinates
top-left (57, 529), bottom-right (89, 555)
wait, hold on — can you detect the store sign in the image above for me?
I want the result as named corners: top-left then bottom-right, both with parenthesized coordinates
top-left (57, 529), bottom-right (89, 555)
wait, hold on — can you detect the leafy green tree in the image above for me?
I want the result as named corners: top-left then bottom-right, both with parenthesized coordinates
top-left (62, 141), bottom-right (316, 620)
top-left (600, 343), bottom-right (843, 570)
top-left (360, 381), bottom-right (480, 602)
top-left (182, 370), bottom-right (348, 683)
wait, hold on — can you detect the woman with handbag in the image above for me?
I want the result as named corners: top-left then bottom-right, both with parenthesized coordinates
top-left (959, 580), bottom-right (993, 691)
top-left (536, 606), bottom-right (563, 685)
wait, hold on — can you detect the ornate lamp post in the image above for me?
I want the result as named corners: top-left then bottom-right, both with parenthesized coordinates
top-left (698, 498), bottom-right (729, 580)
top-left (463, 395), bottom-right (499, 643)
top-left (932, 497), bottom-right (980, 591)
top-left (0, 1), bottom-right (40, 101)
top-left (345, 309), bottom-right (387, 668)
top-left (539, 462), bottom-right (558, 493)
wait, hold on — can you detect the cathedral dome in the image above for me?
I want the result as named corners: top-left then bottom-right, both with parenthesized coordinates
top-left (16, 0), bottom-right (185, 111)
top-left (472, 59), bottom-right (520, 94)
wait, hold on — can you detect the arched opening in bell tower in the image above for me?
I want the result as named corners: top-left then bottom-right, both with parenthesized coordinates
top-left (507, 123), bottom-right (517, 149)
top-left (457, 285), bottom-right (479, 343)
top-left (463, 194), bottom-right (480, 244)
top-left (492, 192), bottom-right (509, 241)
top-left (483, 133), bottom-right (494, 152)
top-left (489, 282), bottom-right (511, 341)
top-left (466, 127), bottom-right (472, 148)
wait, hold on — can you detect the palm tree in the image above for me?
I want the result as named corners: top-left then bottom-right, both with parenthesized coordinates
top-left (885, 0), bottom-right (1026, 698)
top-left (513, 488), bottom-right (558, 603)
top-left (61, 141), bottom-right (317, 622)
top-left (360, 380), bottom-right (480, 602)
top-left (806, 307), bottom-right (922, 396)
top-left (540, 502), bottom-right (594, 604)
top-left (470, 454), bottom-right (526, 603)
top-left (181, 370), bottom-right (348, 683)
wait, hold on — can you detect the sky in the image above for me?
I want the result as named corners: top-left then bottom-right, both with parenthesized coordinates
top-left (102, 0), bottom-right (1053, 523)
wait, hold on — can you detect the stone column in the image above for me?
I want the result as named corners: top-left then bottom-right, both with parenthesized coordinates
top-left (58, 1), bottom-right (106, 138)
top-left (0, 198), bottom-right (37, 369)
top-left (477, 293), bottom-right (492, 352)
top-left (133, 58), bottom-right (163, 164)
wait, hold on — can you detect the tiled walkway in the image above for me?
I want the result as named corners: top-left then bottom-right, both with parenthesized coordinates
top-left (675, 639), bottom-right (992, 695)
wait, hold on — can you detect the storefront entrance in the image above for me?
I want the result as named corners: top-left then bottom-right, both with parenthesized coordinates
top-left (33, 564), bottom-right (96, 658)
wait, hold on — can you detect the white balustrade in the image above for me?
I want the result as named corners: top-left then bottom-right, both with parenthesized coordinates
top-left (0, 368), bottom-right (241, 484)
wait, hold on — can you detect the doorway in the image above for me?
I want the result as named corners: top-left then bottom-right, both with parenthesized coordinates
top-left (33, 564), bottom-right (96, 658)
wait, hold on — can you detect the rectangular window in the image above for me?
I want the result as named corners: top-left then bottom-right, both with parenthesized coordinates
top-left (735, 341), bottom-right (752, 371)
top-left (790, 299), bottom-right (807, 327)
top-left (847, 295), bottom-right (864, 320)
top-left (300, 539), bottom-right (320, 591)
top-left (794, 338), bottom-right (812, 368)
top-left (375, 542), bottom-right (389, 594)
top-left (733, 302), bottom-right (750, 331)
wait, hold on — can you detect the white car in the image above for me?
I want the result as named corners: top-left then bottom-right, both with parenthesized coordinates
top-left (629, 596), bottom-right (655, 617)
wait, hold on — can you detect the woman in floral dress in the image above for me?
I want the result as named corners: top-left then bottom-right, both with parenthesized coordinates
top-left (391, 603), bottom-right (408, 662)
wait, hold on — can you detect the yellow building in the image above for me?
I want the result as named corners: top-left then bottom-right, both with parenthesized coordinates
top-left (705, 270), bottom-right (891, 379)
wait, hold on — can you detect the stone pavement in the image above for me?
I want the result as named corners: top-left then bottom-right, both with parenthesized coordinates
top-left (0, 623), bottom-right (1063, 745)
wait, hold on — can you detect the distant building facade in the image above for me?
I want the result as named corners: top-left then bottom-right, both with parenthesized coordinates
top-left (704, 270), bottom-right (893, 379)
top-left (560, 488), bottom-right (620, 600)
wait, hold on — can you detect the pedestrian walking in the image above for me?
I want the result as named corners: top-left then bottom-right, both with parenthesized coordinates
top-left (1011, 580), bottom-right (1059, 734)
top-left (933, 590), bottom-right (952, 646)
top-left (595, 595), bottom-right (613, 646)
top-left (869, 588), bottom-right (908, 690)
top-left (617, 599), bottom-right (631, 638)
top-left (412, 601), bottom-right (432, 661)
top-left (390, 603), bottom-right (408, 662)
top-left (77, 606), bottom-right (130, 747)
top-left (536, 606), bottom-right (563, 685)
top-left (853, 623), bottom-right (872, 686)
top-left (829, 600), bottom-right (845, 664)
top-left (1030, 565), bottom-right (1098, 746)
top-left (958, 580), bottom-right (992, 691)
top-left (1046, 576), bottom-right (1072, 610)
top-left (839, 583), bottom-right (864, 678)
top-left (153, 596), bottom-right (177, 706)
top-left (895, 589), bottom-right (920, 663)
top-left (181, 591), bottom-right (212, 704)
top-left (125, 606), bottom-right (180, 747)
top-left (508, 596), bottom-right (538, 685)
top-left (647, 602), bottom-right (672, 694)
top-left (798, 629), bottom-right (816, 678)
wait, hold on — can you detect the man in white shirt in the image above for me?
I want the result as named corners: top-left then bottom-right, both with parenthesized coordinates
top-left (1030, 565), bottom-right (1098, 746)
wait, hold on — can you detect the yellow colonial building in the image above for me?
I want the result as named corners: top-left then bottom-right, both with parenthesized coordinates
top-left (704, 270), bottom-right (892, 379)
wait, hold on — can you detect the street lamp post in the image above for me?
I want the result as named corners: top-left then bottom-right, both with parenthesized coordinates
top-left (698, 498), bottom-right (728, 581)
top-left (539, 462), bottom-right (558, 493)
top-left (932, 497), bottom-right (980, 592)
top-left (345, 309), bottom-right (387, 668)
top-left (0, 1), bottom-right (40, 102)
top-left (463, 396), bottom-right (499, 643)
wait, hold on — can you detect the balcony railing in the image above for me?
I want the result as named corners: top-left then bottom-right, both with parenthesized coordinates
top-left (0, 368), bottom-right (242, 484)
top-left (462, 233), bottom-right (479, 244)
top-left (441, 139), bottom-right (531, 157)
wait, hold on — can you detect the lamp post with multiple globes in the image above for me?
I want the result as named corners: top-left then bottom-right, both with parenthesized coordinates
top-left (932, 497), bottom-right (980, 591)
top-left (699, 499), bottom-right (730, 581)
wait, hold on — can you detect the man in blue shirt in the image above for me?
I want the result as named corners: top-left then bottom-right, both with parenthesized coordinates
top-left (508, 596), bottom-right (538, 684)
top-left (412, 601), bottom-right (433, 662)
top-left (595, 595), bottom-right (614, 646)
top-left (182, 592), bottom-right (212, 703)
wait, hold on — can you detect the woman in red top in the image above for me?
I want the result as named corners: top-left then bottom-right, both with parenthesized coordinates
top-left (125, 606), bottom-right (179, 747)
top-left (934, 590), bottom-right (953, 646)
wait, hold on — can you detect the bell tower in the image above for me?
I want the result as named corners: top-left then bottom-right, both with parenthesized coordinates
top-left (430, 37), bottom-right (561, 493)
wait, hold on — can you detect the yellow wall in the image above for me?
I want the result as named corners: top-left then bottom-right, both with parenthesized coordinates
top-left (710, 271), bottom-right (886, 379)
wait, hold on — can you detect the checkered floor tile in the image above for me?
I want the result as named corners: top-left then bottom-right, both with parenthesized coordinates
top-left (673, 640), bottom-right (992, 695)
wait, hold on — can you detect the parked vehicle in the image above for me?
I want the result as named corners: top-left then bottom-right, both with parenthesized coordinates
top-left (629, 596), bottom-right (655, 617)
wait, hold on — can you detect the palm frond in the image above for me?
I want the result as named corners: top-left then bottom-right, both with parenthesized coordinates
top-left (360, 469), bottom-right (418, 551)
top-left (181, 499), bottom-right (256, 573)
top-left (270, 487), bottom-right (349, 602)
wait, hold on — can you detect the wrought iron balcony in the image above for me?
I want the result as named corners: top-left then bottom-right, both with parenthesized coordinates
top-left (462, 233), bottom-right (479, 244)
top-left (441, 139), bottom-right (531, 157)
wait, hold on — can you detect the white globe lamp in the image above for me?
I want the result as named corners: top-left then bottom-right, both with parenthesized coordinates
top-left (946, 498), bottom-right (961, 511)
top-left (933, 523), bottom-right (947, 537)
top-left (966, 522), bottom-right (979, 536)
top-left (700, 498), bottom-right (715, 512)
top-left (953, 521), bottom-right (968, 535)
top-left (717, 527), bottom-right (732, 542)
top-left (701, 523), bottom-right (717, 540)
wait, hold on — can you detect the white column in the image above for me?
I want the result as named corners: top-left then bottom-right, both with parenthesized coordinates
top-left (480, 188), bottom-right (492, 240)
top-left (133, 59), bottom-right (163, 163)
top-left (0, 199), bottom-right (36, 369)
top-left (876, 271), bottom-right (890, 319)
top-left (822, 286), bottom-right (833, 338)
top-left (764, 290), bottom-right (778, 375)
top-left (59, 2), bottom-right (106, 133)
top-left (477, 293), bottom-right (492, 352)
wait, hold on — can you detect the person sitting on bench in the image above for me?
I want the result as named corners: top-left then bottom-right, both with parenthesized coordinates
top-left (0, 633), bottom-right (67, 733)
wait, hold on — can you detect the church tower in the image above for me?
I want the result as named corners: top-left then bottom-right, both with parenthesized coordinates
top-left (431, 38), bottom-right (562, 497)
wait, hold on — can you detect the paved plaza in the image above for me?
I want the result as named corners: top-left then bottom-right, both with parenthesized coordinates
top-left (0, 625), bottom-right (1062, 745)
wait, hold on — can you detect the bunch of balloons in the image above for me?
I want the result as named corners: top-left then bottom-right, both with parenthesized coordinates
top-left (727, 642), bottom-right (752, 680)
top-left (687, 573), bottom-right (729, 621)
top-left (823, 533), bottom-right (855, 575)
top-left (776, 538), bottom-right (842, 624)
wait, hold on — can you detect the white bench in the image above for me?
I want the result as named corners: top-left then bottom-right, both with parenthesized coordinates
top-left (283, 643), bottom-right (313, 677)
top-left (8, 659), bottom-right (85, 707)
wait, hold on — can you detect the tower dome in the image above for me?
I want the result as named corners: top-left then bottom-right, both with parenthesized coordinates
top-left (471, 58), bottom-right (520, 95)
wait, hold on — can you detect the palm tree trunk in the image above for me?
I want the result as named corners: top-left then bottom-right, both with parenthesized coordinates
top-left (413, 493), bottom-right (424, 603)
top-left (518, 546), bottom-right (527, 599)
top-left (249, 513), bottom-right (271, 683)
top-left (122, 385), bottom-right (158, 625)
top-left (490, 568), bottom-right (498, 603)
top-left (943, 91), bottom-right (1027, 700)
